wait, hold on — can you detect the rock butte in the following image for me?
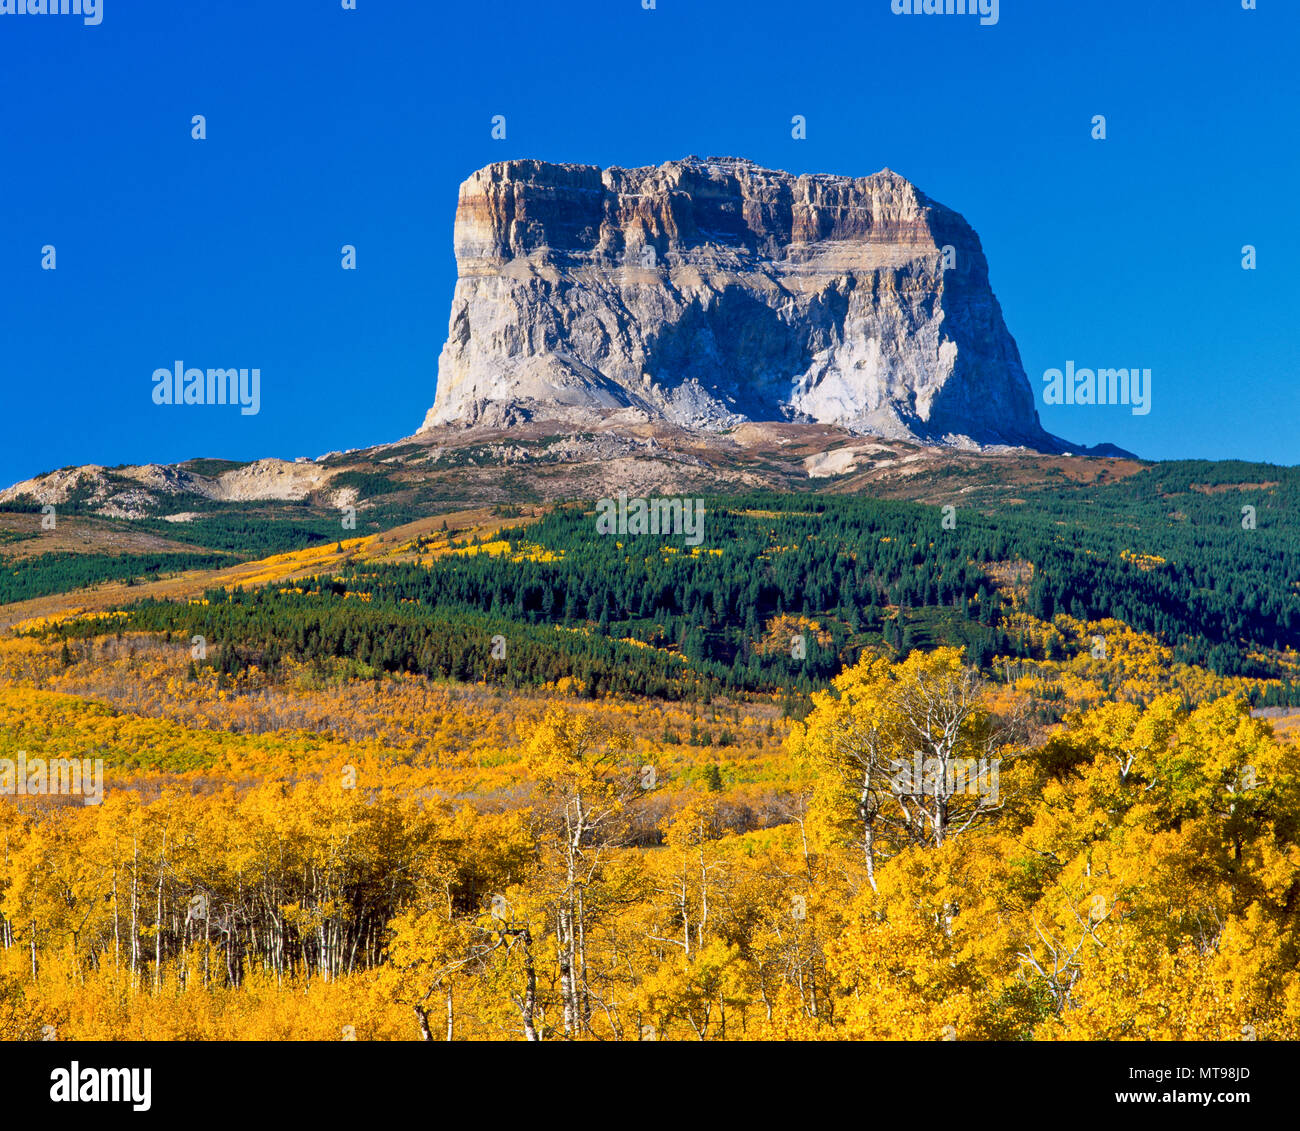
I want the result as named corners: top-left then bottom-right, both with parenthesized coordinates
top-left (421, 155), bottom-right (1103, 454)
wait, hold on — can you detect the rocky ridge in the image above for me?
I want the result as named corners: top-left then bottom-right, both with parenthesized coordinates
top-left (0, 458), bottom-right (348, 520)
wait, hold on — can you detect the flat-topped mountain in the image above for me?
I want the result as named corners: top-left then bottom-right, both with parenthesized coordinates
top-left (421, 156), bottom-right (1110, 454)
top-left (0, 157), bottom-right (1137, 531)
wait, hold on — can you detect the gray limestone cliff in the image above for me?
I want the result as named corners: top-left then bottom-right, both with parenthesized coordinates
top-left (420, 156), bottom-right (1069, 451)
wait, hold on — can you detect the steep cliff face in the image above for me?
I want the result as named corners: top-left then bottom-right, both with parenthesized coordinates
top-left (422, 156), bottom-right (1062, 451)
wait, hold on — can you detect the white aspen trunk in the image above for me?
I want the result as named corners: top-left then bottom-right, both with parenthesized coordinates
top-left (130, 835), bottom-right (139, 985)
top-left (575, 884), bottom-right (591, 1028)
top-left (111, 863), bottom-right (121, 972)
top-left (860, 775), bottom-right (879, 892)
top-left (864, 820), bottom-right (878, 893)
top-left (557, 909), bottom-right (577, 1039)
top-left (680, 875), bottom-right (691, 957)
top-left (154, 831), bottom-right (167, 993)
top-left (698, 843), bottom-right (709, 949)
top-left (413, 1004), bottom-right (433, 1041)
top-left (518, 930), bottom-right (539, 1042)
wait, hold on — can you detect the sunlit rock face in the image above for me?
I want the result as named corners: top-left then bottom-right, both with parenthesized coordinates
top-left (422, 155), bottom-right (1062, 452)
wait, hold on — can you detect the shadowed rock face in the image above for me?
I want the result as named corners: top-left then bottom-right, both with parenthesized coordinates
top-left (422, 156), bottom-right (1066, 451)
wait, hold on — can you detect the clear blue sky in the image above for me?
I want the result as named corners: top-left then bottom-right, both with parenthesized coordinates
top-left (2, 0), bottom-right (1296, 487)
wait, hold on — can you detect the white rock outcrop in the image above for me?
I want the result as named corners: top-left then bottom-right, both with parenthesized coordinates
top-left (422, 156), bottom-right (1064, 451)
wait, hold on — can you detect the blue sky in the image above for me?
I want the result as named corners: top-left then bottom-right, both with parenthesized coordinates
top-left (1, 0), bottom-right (1295, 487)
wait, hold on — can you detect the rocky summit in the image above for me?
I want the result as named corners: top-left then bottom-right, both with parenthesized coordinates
top-left (421, 156), bottom-right (1082, 453)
